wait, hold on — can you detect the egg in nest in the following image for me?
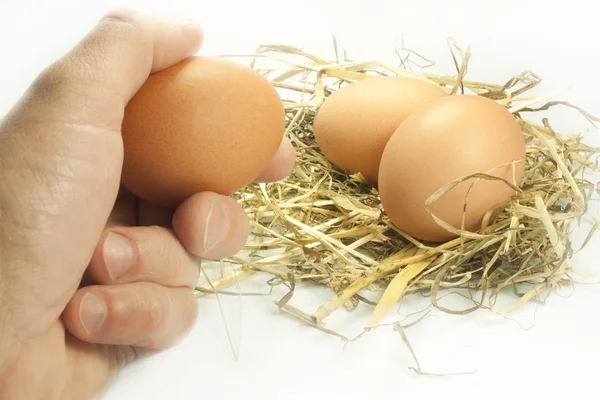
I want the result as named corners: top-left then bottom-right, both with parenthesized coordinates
top-left (312, 75), bottom-right (448, 184)
top-left (378, 94), bottom-right (526, 242)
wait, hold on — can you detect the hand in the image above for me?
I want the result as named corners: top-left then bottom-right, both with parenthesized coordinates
top-left (0, 10), bottom-right (295, 399)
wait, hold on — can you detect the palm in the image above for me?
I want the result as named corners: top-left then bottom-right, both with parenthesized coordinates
top-left (2, 190), bottom-right (169, 399)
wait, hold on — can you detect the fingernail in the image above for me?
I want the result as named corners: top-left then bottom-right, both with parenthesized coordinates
top-left (204, 200), bottom-right (229, 251)
top-left (80, 292), bottom-right (107, 334)
top-left (103, 232), bottom-right (135, 280)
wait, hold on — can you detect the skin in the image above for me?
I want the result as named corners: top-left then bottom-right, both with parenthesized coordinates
top-left (0, 9), bottom-right (295, 399)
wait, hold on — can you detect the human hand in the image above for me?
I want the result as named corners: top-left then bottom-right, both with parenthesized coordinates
top-left (0, 10), bottom-right (295, 399)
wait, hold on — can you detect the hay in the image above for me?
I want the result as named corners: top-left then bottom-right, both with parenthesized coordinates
top-left (195, 39), bottom-right (600, 336)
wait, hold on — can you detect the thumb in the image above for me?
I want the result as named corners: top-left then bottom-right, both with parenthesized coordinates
top-left (0, 10), bottom-right (203, 341)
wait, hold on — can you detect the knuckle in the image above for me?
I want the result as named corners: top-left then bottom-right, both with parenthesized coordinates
top-left (101, 8), bottom-right (143, 27)
top-left (172, 249), bottom-right (201, 289)
top-left (162, 229), bottom-right (199, 288)
top-left (168, 256), bottom-right (184, 285)
top-left (28, 9), bottom-right (152, 104)
top-left (139, 287), bottom-right (196, 348)
top-left (31, 61), bottom-right (71, 97)
top-left (30, 53), bottom-right (101, 106)
top-left (167, 241), bottom-right (186, 282)
top-left (156, 230), bottom-right (181, 282)
top-left (99, 9), bottom-right (149, 46)
top-left (143, 287), bottom-right (167, 333)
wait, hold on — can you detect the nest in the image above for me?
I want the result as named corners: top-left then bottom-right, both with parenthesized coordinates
top-left (195, 39), bottom-right (600, 339)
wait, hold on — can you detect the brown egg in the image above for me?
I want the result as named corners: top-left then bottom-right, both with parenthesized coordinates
top-left (121, 56), bottom-right (285, 208)
top-left (378, 94), bottom-right (526, 242)
top-left (312, 76), bottom-right (447, 184)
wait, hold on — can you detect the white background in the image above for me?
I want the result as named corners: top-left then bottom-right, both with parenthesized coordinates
top-left (1, 0), bottom-right (600, 399)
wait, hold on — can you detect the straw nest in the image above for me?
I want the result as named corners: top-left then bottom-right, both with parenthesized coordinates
top-left (195, 39), bottom-right (600, 338)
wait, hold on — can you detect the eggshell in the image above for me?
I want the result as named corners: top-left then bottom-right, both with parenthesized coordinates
top-left (121, 56), bottom-right (285, 207)
top-left (378, 94), bottom-right (526, 242)
top-left (312, 76), bottom-right (447, 183)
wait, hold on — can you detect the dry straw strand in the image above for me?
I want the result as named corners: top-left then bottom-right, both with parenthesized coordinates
top-left (197, 38), bottom-right (599, 337)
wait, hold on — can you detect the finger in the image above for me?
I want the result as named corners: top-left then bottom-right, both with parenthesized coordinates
top-left (254, 136), bottom-right (296, 183)
top-left (87, 226), bottom-right (200, 288)
top-left (172, 192), bottom-right (250, 260)
top-left (0, 10), bottom-right (203, 339)
top-left (0, 321), bottom-right (133, 399)
top-left (83, 186), bottom-right (137, 288)
top-left (63, 336), bottom-right (131, 399)
top-left (62, 283), bottom-right (198, 349)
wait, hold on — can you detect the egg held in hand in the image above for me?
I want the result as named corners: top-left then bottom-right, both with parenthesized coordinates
top-left (121, 56), bottom-right (286, 208)
top-left (378, 94), bottom-right (526, 242)
top-left (312, 75), bottom-right (448, 184)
